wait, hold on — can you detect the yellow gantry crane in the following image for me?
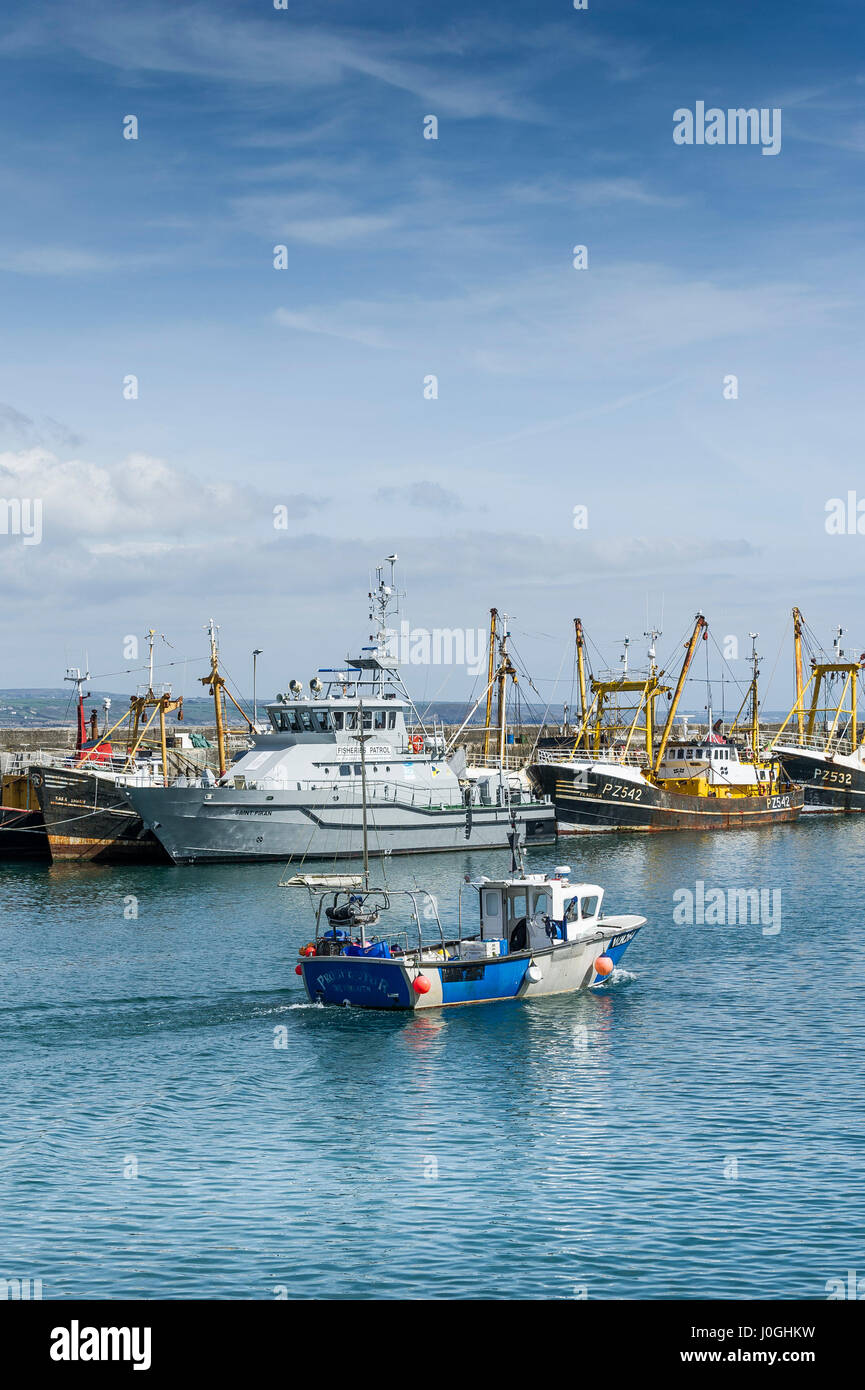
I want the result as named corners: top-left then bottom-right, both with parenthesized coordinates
top-left (200, 619), bottom-right (256, 777)
top-left (774, 609), bottom-right (860, 753)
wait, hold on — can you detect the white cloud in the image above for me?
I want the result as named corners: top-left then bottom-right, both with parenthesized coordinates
top-left (0, 448), bottom-right (324, 552)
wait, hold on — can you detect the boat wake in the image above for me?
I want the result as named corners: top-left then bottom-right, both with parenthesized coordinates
top-left (593, 968), bottom-right (637, 990)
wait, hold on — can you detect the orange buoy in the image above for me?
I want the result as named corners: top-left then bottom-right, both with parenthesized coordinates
top-left (413, 975), bottom-right (431, 994)
top-left (594, 955), bottom-right (614, 977)
top-left (295, 964), bottom-right (303, 975)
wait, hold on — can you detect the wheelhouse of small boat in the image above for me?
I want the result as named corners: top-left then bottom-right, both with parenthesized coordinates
top-left (474, 870), bottom-right (604, 952)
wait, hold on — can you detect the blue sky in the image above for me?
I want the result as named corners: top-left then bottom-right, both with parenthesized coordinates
top-left (1, 0), bottom-right (863, 710)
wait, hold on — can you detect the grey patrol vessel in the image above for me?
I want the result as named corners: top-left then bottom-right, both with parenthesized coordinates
top-left (126, 557), bottom-right (554, 864)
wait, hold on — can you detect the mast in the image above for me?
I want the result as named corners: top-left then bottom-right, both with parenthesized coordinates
top-left (358, 697), bottom-right (370, 890)
top-left (144, 628), bottom-right (170, 787)
top-left (496, 614), bottom-right (517, 767)
top-left (201, 619), bottom-right (227, 777)
top-left (64, 667), bottom-right (90, 752)
top-left (653, 613), bottom-right (707, 774)
top-left (368, 554), bottom-right (399, 698)
top-left (749, 632), bottom-right (760, 757)
top-left (644, 626), bottom-right (662, 765)
top-left (792, 607), bottom-right (805, 745)
top-left (483, 608), bottom-right (497, 762)
top-left (574, 619), bottom-right (588, 749)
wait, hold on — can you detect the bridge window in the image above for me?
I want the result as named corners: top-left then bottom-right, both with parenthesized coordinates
top-left (387, 711), bottom-right (396, 729)
top-left (375, 710), bottom-right (387, 730)
top-left (345, 711), bottom-right (357, 731)
top-left (332, 711), bottom-right (343, 730)
top-left (313, 709), bottom-right (331, 732)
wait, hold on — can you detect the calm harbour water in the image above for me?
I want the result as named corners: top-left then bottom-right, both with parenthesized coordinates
top-left (1, 817), bottom-right (863, 1301)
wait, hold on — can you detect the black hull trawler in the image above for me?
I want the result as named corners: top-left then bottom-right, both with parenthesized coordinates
top-left (771, 609), bottom-right (865, 814)
top-left (530, 616), bottom-right (803, 835)
top-left (31, 764), bottom-right (169, 863)
top-left (532, 762), bottom-right (801, 833)
top-left (31, 639), bottom-right (238, 864)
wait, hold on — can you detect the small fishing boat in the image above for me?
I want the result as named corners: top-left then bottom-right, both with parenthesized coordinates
top-left (295, 860), bottom-right (645, 1010)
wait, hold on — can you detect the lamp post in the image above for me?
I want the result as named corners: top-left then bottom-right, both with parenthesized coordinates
top-left (252, 649), bottom-right (263, 727)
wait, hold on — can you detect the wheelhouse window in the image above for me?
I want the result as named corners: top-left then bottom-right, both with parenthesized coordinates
top-left (344, 711), bottom-right (357, 731)
top-left (508, 892), bottom-right (527, 924)
top-left (313, 709), bottom-right (331, 733)
top-left (387, 711), bottom-right (396, 729)
top-left (278, 709), bottom-right (302, 732)
top-left (332, 711), bottom-right (344, 730)
top-left (299, 709), bottom-right (314, 732)
top-left (339, 765), bottom-right (351, 776)
top-left (362, 711), bottom-right (373, 731)
top-left (482, 890), bottom-right (501, 919)
top-left (374, 710), bottom-right (387, 731)
top-left (580, 895), bottom-right (600, 919)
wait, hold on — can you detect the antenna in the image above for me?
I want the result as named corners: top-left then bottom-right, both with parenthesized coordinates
top-left (64, 666), bottom-right (90, 697)
top-left (619, 635), bottom-right (630, 677)
top-left (644, 626), bottom-right (662, 675)
top-left (366, 555), bottom-right (402, 697)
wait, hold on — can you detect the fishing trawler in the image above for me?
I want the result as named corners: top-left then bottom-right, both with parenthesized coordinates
top-left (127, 559), bottom-right (554, 864)
top-left (30, 641), bottom-right (228, 863)
top-left (771, 610), bottom-right (865, 812)
top-left (530, 615), bottom-right (802, 833)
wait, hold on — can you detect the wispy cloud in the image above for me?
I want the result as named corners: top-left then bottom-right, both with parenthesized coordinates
top-left (274, 306), bottom-right (393, 348)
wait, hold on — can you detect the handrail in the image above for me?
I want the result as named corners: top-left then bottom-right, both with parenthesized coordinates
top-left (771, 732), bottom-right (859, 758)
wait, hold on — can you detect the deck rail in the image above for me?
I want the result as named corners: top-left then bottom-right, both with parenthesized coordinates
top-left (770, 732), bottom-right (859, 758)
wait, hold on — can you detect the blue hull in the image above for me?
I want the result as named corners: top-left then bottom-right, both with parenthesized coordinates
top-left (301, 927), bottom-right (642, 1010)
